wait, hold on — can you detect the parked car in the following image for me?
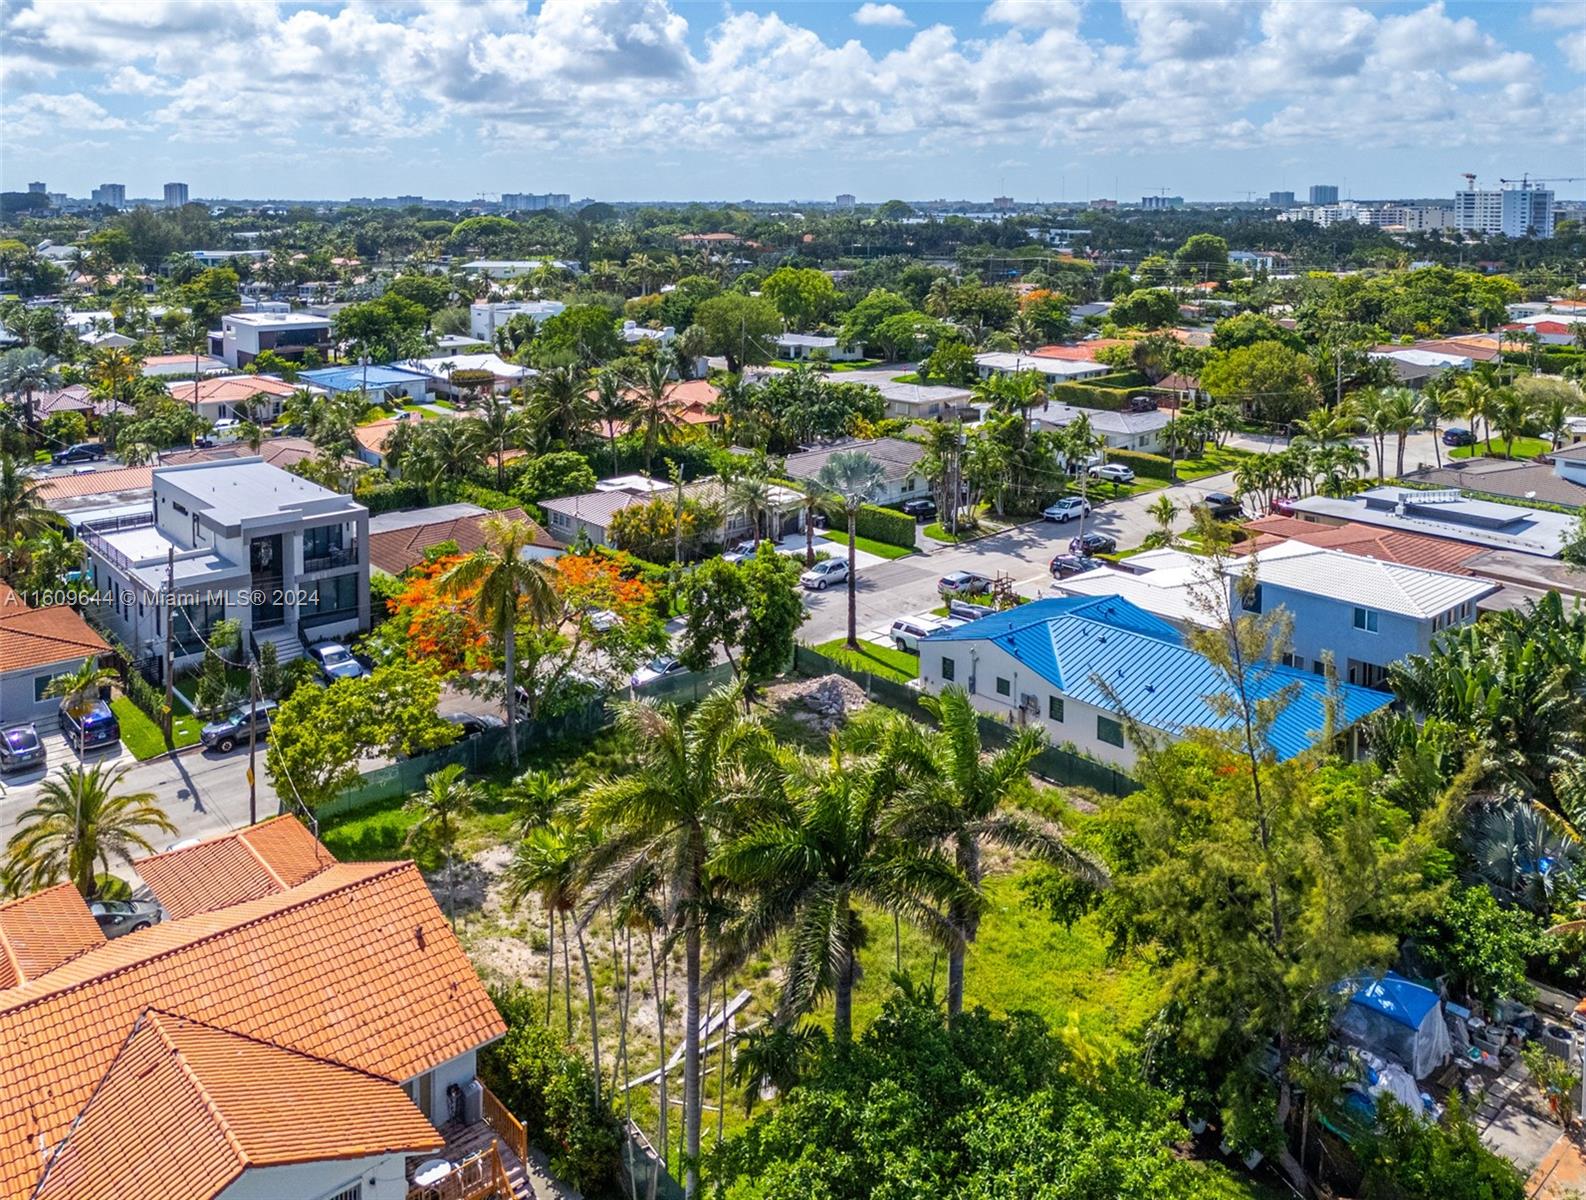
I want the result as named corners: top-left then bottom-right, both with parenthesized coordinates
top-left (88, 898), bottom-right (162, 939)
top-left (51, 442), bottom-right (106, 466)
top-left (212, 418), bottom-right (241, 437)
top-left (900, 498), bottom-right (937, 521)
top-left (722, 540), bottom-right (766, 564)
top-left (1442, 426), bottom-right (1475, 447)
top-left (938, 570), bottom-right (992, 597)
top-left (441, 711), bottom-right (506, 738)
top-left (1195, 491), bottom-right (1243, 521)
top-left (586, 608), bottom-right (619, 632)
top-left (889, 616), bottom-right (946, 653)
top-left (1088, 463), bottom-right (1136, 484)
top-left (631, 655), bottom-right (687, 687)
top-left (1068, 532), bottom-right (1117, 555)
top-left (1048, 553), bottom-right (1102, 579)
top-left (311, 642), bottom-right (365, 683)
top-left (1270, 496), bottom-right (1298, 516)
top-left (800, 558), bottom-right (849, 590)
top-left (0, 724), bottom-right (45, 773)
top-left (199, 701), bottom-right (278, 753)
top-left (1042, 497), bottom-right (1091, 523)
top-left (59, 699), bottom-right (119, 754)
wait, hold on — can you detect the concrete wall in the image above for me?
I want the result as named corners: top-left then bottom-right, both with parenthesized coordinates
top-left (0, 657), bottom-right (92, 729)
top-left (919, 636), bottom-right (1150, 771)
top-left (218, 1154), bottom-right (404, 1200)
top-left (1257, 585), bottom-right (1441, 680)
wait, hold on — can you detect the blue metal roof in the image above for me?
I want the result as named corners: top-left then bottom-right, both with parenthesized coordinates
top-left (926, 595), bottom-right (1391, 761)
top-left (299, 364), bottom-right (429, 392)
top-left (1344, 972), bottom-right (1440, 1030)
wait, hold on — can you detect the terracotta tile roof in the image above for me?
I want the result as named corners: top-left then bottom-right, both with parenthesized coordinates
top-left (354, 418), bottom-right (400, 456)
top-left (160, 438), bottom-right (321, 471)
top-left (36, 1009), bottom-right (443, 1200)
top-left (0, 580), bottom-right (21, 611)
top-left (367, 506), bottom-right (559, 575)
top-left (134, 816), bottom-right (336, 920)
top-left (166, 375), bottom-right (299, 406)
top-left (0, 603), bottom-right (109, 674)
top-left (1235, 514), bottom-right (1483, 574)
top-left (1031, 341), bottom-right (1125, 362)
top-left (587, 378), bottom-right (721, 438)
top-left (0, 861), bottom-right (505, 1199)
top-left (31, 465), bottom-right (154, 503)
top-left (0, 885), bottom-right (106, 990)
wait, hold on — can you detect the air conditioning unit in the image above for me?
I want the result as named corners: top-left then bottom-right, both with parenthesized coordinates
top-left (461, 1078), bottom-right (485, 1125)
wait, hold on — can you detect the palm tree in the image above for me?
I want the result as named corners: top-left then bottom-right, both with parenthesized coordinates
top-left (1291, 401), bottom-right (1359, 456)
top-left (1233, 453), bottom-right (1283, 513)
top-left (529, 363), bottom-right (590, 449)
top-left (1456, 370), bottom-right (1496, 455)
top-left (438, 517), bottom-right (559, 767)
top-left (1490, 386), bottom-right (1533, 460)
top-left (625, 351), bottom-right (682, 474)
top-left (1009, 313), bottom-right (1042, 353)
top-left (724, 468), bottom-right (774, 543)
top-left (1355, 387), bottom-right (1392, 480)
top-left (1535, 386), bottom-right (1580, 452)
top-left (794, 477), bottom-right (828, 567)
top-left (582, 685), bottom-right (763, 1200)
top-left (469, 392), bottom-right (531, 490)
top-left (0, 347), bottom-right (60, 420)
top-left (0, 453), bottom-right (56, 543)
top-left (626, 253), bottom-right (657, 296)
top-left (815, 451), bottom-right (887, 650)
top-left (711, 737), bottom-right (972, 1045)
top-left (45, 657), bottom-right (120, 765)
top-left (589, 370), bottom-right (632, 476)
top-left (406, 418), bottom-right (483, 501)
top-left (1143, 493), bottom-right (1178, 549)
top-left (909, 690), bottom-right (1106, 1016)
top-left (403, 762), bottom-right (476, 927)
top-left (1418, 378), bottom-right (1450, 468)
top-left (4, 762), bottom-right (175, 898)
top-left (1378, 386), bottom-right (1421, 478)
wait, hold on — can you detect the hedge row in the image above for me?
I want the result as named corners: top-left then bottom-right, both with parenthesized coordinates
top-left (1088, 370), bottom-right (1152, 390)
top-left (1047, 382), bottom-right (1130, 411)
top-left (856, 503), bottom-right (918, 548)
top-left (1104, 447), bottom-right (1177, 481)
top-left (355, 480), bottom-right (430, 514)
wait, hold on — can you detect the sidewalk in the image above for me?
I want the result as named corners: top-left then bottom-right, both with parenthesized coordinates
top-left (1528, 1131), bottom-right (1586, 1198)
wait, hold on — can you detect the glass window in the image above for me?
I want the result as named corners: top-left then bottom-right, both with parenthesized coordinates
top-left (1353, 606), bottom-right (1378, 633)
top-left (1048, 695), bottom-right (1064, 722)
top-left (995, 677), bottom-right (1011, 697)
top-left (34, 672), bottom-right (66, 702)
top-left (941, 657), bottom-right (955, 682)
top-left (303, 524), bottom-right (343, 560)
top-left (300, 572), bottom-right (360, 624)
top-left (1242, 584), bottom-right (1262, 613)
top-left (1096, 715), bottom-right (1125, 747)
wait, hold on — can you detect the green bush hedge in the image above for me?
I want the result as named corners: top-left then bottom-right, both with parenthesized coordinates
top-left (1538, 347), bottom-right (1584, 375)
top-left (856, 503), bottom-right (918, 548)
top-left (355, 480), bottom-right (429, 514)
top-left (1105, 447), bottom-right (1177, 480)
top-left (1089, 369), bottom-right (1151, 390)
top-left (1047, 382), bottom-right (1130, 411)
top-left (449, 481), bottom-right (521, 511)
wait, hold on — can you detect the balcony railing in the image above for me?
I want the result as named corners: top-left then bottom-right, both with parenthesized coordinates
top-left (480, 1083), bottom-right (528, 1166)
top-left (302, 539), bottom-right (360, 573)
top-left (407, 1143), bottom-right (511, 1200)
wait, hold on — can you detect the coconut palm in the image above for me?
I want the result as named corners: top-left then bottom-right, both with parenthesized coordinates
top-left (0, 453), bottom-right (56, 543)
top-left (1418, 378), bottom-right (1451, 468)
top-left (403, 762), bottom-right (476, 927)
top-left (1291, 401), bottom-right (1359, 456)
top-left (903, 690), bottom-right (1106, 1016)
top-left (1378, 386), bottom-right (1422, 477)
top-left (1490, 386), bottom-right (1534, 460)
top-left (44, 657), bottom-right (119, 764)
top-left (1143, 493), bottom-right (1179, 549)
top-left (625, 351), bottom-right (683, 474)
top-left (710, 736), bottom-right (973, 1044)
top-left (1455, 369), bottom-right (1496, 454)
top-left (581, 684), bottom-right (764, 1200)
top-left (1233, 452), bottom-right (1283, 513)
top-left (405, 417), bottom-right (483, 501)
top-left (1355, 387), bottom-right (1393, 480)
top-left (0, 346), bottom-right (60, 418)
top-left (724, 468), bottom-right (774, 543)
top-left (814, 450), bottom-right (887, 649)
top-left (4, 762), bottom-right (175, 898)
top-left (528, 363), bottom-right (590, 449)
top-left (468, 392), bottom-right (531, 490)
top-left (589, 370), bottom-right (632, 476)
top-left (438, 517), bottom-right (560, 767)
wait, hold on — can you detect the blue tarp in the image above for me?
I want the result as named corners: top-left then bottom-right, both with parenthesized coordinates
top-left (1346, 972), bottom-right (1440, 1031)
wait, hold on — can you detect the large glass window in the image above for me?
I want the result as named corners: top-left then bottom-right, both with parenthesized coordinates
top-left (299, 572), bottom-right (360, 625)
top-left (172, 596), bottom-right (225, 656)
top-left (303, 524), bottom-right (343, 560)
top-left (1097, 715), bottom-right (1125, 747)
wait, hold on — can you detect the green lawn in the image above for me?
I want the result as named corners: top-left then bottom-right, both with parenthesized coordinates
top-left (769, 358), bottom-right (881, 372)
top-left (923, 522), bottom-right (969, 543)
top-left (1449, 436), bottom-right (1551, 461)
top-left (1162, 443), bottom-right (1251, 481)
top-left (173, 666), bottom-right (252, 714)
top-left (817, 530), bottom-right (915, 560)
top-left (811, 637), bottom-right (920, 682)
top-left (110, 697), bottom-right (201, 760)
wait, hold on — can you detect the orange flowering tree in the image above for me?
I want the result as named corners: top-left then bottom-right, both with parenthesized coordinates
top-left (386, 554), bottom-right (495, 673)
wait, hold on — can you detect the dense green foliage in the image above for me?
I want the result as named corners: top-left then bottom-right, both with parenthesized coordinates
top-left (854, 502), bottom-right (918, 549)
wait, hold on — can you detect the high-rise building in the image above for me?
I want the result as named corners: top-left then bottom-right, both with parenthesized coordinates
top-left (91, 183), bottom-right (126, 208)
top-left (1269, 191), bottom-right (1295, 207)
top-left (26, 181), bottom-right (45, 194)
top-left (835, 193), bottom-right (856, 210)
top-left (500, 192), bottom-right (571, 211)
top-left (1308, 184), bottom-right (1339, 205)
top-left (1454, 176), bottom-right (1555, 239)
top-left (1141, 195), bottom-right (1183, 210)
top-left (163, 182), bottom-right (189, 207)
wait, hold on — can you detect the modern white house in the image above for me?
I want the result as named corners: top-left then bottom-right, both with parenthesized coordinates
top-left (621, 320), bottom-right (676, 346)
top-left (461, 258), bottom-right (579, 278)
top-left (80, 459), bottom-right (369, 669)
top-left (1027, 401), bottom-right (1172, 454)
top-left (468, 299), bottom-right (566, 342)
top-left (974, 352), bottom-right (1109, 382)
top-left (209, 312), bottom-right (334, 369)
top-left (2, 816), bottom-right (528, 1200)
top-left (399, 352), bottom-right (536, 398)
top-left (781, 437), bottom-right (931, 508)
top-left (775, 333), bottom-right (865, 362)
top-left (1056, 543), bottom-right (1496, 690)
top-left (918, 594), bottom-right (1392, 771)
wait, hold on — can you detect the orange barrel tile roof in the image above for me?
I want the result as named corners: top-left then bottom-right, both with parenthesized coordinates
top-left (134, 815), bottom-right (336, 919)
top-left (1233, 514), bottom-right (1482, 574)
top-left (30, 465), bottom-right (154, 503)
top-left (0, 861), bottom-right (505, 1199)
top-left (0, 604), bottom-right (109, 674)
top-left (35, 1009), bottom-right (443, 1200)
top-left (0, 884), bottom-right (106, 990)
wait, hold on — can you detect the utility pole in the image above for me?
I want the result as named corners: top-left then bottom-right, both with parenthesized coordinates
top-left (163, 548), bottom-right (175, 742)
top-left (1335, 345), bottom-right (1343, 408)
top-left (247, 660), bottom-right (261, 825)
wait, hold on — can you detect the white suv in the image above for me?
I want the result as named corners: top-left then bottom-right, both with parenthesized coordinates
top-left (889, 616), bottom-right (945, 652)
top-left (1043, 497), bottom-right (1091, 523)
top-left (800, 559), bottom-right (849, 590)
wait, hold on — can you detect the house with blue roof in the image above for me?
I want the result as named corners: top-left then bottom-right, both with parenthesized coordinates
top-left (920, 594), bottom-right (1393, 770)
top-left (298, 363), bottom-right (432, 405)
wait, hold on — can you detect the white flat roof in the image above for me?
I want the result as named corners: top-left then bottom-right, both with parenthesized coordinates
top-left (974, 352), bottom-right (1109, 379)
top-left (154, 458), bottom-right (360, 525)
top-left (222, 311), bottom-right (331, 329)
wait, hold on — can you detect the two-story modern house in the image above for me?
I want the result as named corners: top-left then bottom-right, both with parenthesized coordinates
top-left (918, 594), bottom-right (1392, 771)
top-left (210, 312), bottom-right (334, 369)
top-left (1, 816), bottom-right (539, 1200)
top-left (80, 459), bottom-right (369, 668)
top-left (1056, 544), bottom-right (1497, 690)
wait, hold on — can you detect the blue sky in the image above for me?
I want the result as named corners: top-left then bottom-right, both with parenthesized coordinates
top-left (2, 0), bottom-right (1583, 204)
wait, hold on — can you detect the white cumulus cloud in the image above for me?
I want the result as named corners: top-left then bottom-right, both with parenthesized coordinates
top-left (854, 3), bottom-right (912, 28)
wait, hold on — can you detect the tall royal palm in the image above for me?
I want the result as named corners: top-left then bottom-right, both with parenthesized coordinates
top-left (815, 450), bottom-right (887, 650)
top-left (469, 392), bottom-right (531, 491)
top-left (4, 763), bottom-right (175, 898)
top-left (0, 453), bottom-right (56, 543)
top-left (712, 737), bottom-right (972, 1045)
top-left (582, 684), bottom-right (764, 1200)
top-left (910, 689), bottom-right (1106, 1016)
top-left (438, 517), bottom-right (559, 767)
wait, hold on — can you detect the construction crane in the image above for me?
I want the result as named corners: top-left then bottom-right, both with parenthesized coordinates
top-left (1499, 175), bottom-right (1586, 187)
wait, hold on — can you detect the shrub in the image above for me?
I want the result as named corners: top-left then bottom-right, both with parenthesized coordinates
top-left (1088, 369), bottom-right (1152, 390)
top-left (1106, 447), bottom-right (1177, 480)
top-left (854, 502), bottom-right (917, 549)
top-left (1046, 382), bottom-right (1131, 410)
top-left (449, 480), bottom-right (521, 511)
top-left (355, 480), bottom-right (430, 514)
top-left (478, 985), bottom-right (623, 1195)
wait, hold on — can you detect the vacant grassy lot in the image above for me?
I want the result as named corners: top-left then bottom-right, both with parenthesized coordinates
top-left (811, 637), bottom-right (920, 682)
top-left (1449, 436), bottom-right (1551, 461)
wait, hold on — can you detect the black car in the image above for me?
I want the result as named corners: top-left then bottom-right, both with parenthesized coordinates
top-left (1196, 491), bottom-right (1243, 521)
top-left (442, 711), bottom-right (506, 738)
top-left (1069, 532), bottom-right (1116, 556)
top-left (0, 724), bottom-right (45, 773)
top-left (58, 699), bottom-right (119, 754)
top-left (51, 442), bottom-right (106, 466)
top-left (200, 701), bottom-right (278, 752)
top-left (1049, 553), bottom-right (1102, 579)
top-left (900, 498), bottom-right (937, 521)
top-left (1441, 426), bottom-right (1475, 447)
